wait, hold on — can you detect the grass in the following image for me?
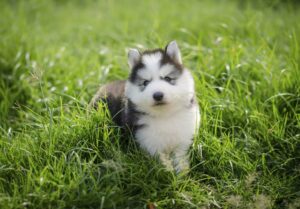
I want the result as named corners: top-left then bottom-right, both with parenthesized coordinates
top-left (0, 0), bottom-right (299, 208)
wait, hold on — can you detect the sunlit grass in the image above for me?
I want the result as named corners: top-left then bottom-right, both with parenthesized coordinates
top-left (0, 0), bottom-right (299, 208)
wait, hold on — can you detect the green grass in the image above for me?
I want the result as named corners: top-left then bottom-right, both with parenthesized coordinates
top-left (0, 0), bottom-right (299, 208)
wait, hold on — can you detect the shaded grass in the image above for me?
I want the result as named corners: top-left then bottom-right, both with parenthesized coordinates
top-left (0, 0), bottom-right (300, 208)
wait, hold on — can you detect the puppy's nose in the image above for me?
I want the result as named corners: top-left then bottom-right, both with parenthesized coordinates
top-left (153, 92), bottom-right (164, 101)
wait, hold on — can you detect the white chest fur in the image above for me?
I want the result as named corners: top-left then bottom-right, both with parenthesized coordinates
top-left (135, 105), bottom-right (200, 156)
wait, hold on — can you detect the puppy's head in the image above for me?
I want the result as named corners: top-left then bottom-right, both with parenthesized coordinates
top-left (125, 41), bottom-right (195, 116)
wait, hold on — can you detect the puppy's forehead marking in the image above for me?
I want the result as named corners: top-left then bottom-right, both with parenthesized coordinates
top-left (142, 52), bottom-right (163, 66)
top-left (137, 68), bottom-right (151, 79)
top-left (141, 52), bottom-right (163, 77)
top-left (160, 64), bottom-right (175, 76)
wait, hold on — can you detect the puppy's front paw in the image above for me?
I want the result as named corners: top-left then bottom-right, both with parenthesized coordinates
top-left (174, 159), bottom-right (190, 174)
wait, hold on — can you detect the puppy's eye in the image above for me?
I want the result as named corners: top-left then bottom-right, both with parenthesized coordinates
top-left (164, 76), bottom-right (172, 82)
top-left (143, 80), bottom-right (150, 86)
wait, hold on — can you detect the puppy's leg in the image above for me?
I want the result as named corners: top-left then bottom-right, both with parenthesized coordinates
top-left (159, 152), bottom-right (173, 171)
top-left (173, 148), bottom-right (190, 173)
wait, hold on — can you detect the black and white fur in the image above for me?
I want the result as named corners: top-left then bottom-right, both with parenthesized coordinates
top-left (90, 41), bottom-right (200, 172)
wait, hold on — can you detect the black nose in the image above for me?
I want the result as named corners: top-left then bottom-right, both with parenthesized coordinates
top-left (153, 92), bottom-right (164, 101)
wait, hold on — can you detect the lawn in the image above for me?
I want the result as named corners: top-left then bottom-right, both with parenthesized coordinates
top-left (0, 0), bottom-right (299, 208)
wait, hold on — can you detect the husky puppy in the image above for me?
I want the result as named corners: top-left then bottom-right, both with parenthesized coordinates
top-left (90, 41), bottom-right (200, 172)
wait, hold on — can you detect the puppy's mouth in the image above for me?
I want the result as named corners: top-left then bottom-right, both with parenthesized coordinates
top-left (153, 101), bottom-right (167, 106)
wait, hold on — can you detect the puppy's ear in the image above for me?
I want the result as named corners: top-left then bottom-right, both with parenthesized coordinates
top-left (128, 48), bottom-right (141, 69)
top-left (165, 40), bottom-right (182, 64)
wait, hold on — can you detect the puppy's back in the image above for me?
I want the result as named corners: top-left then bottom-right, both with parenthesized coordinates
top-left (89, 80), bottom-right (126, 126)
